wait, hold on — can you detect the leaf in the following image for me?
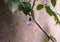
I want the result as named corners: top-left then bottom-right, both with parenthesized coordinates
top-left (56, 13), bottom-right (60, 21)
top-left (22, 2), bottom-right (32, 15)
top-left (45, 6), bottom-right (53, 16)
top-left (18, 4), bottom-right (24, 11)
top-left (30, 9), bottom-right (35, 20)
top-left (50, 35), bottom-right (57, 42)
top-left (55, 13), bottom-right (60, 25)
top-left (37, 4), bottom-right (44, 10)
top-left (5, 0), bottom-right (19, 13)
top-left (44, 38), bottom-right (49, 42)
top-left (45, 6), bottom-right (58, 22)
top-left (23, 7), bottom-right (31, 15)
top-left (50, 6), bottom-right (60, 25)
top-left (51, 0), bottom-right (56, 7)
top-left (12, 0), bottom-right (19, 2)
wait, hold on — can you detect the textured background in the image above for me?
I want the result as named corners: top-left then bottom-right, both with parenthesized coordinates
top-left (0, 0), bottom-right (60, 42)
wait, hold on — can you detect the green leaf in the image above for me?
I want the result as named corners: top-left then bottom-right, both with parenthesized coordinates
top-left (37, 4), bottom-right (44, 10)
top-left (30, 9), bottom-right (35, 20)
top-left (56, 13), bottom-right (60, 25)
top-left (50, 35), bottom-right (57, 42)
top-left (45, 6), bottom-right (58, 22)
top-left (45, 6), bottom-right (53, 16)
top-left (56, 13), bottom-right (60, 21)
top-left (18, 4), bottom-right (24, 11)
top-left (44, 38), bottom-right (49, 42)
top-left (23, 7), bottom-right (31, 15)
top-left (22, 2), bottom-right (32, 15)
top-left (51, 0), bottom-right (56, 7)
top-left (12, 0), bottom-right (19, 2)
top-left (5, 0), bottom-right (19, 13)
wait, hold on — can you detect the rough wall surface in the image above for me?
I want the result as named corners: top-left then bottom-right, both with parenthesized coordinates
top-left (0, 0), bottom-right (60, 42)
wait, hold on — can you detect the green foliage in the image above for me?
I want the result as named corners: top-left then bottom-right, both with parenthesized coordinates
top-left (44, 35), bottom-right (57, 42)
top-left (44, 38), bottom-right (49, 42)
top-left (12, 0), bottom-right (19, 2)
top-left (45, 5), bottom-right (59, 24)
top-left (5, 0), bottom-right (60, 25)
top-left (19, 2), bottom-right (31, 15)
top-left (55, 13), bottom-right (60, 25)
top-left (30, 9), bottom-right (35, 20)
top-left (18, 2), bottom-right (35, 20)
top-left (5, 0), bottom-right (19, 13)
top-left (22, 2), bottom-right (31, 15)
top-left (18, 4), bottom-right (24, 11)
top-left (50, 35), bottom-right (57, 42)
top-left (51, 0), bottom-right (56, 7)
top-left (45, 6), bottom-right (54, 16)
top-left (37, 4), bottom-right (44, 10)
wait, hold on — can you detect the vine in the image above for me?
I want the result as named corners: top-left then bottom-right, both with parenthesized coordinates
top-left (5, 0), bottom-right (60, 42)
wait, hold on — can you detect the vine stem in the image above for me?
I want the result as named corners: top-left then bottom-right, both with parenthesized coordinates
top-left (32, 0), bottom-right (36, 9)
top-left (34, 20), bottom-right (55, 42)
top-left (32, 0), bottom-right (55, 42)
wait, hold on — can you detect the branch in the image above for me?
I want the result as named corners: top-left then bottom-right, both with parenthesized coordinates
top-left (32, 0), bottom-right (55, 42)
top-left (32, 0), bottom-right (36, 8)
top-left (34, 20), bottom-right (55, 42)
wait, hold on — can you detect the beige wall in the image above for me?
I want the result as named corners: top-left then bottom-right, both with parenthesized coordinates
top-left (0, 0), bottom-right (60, 42)
top-left (15, 0), bottom-right (60, 42)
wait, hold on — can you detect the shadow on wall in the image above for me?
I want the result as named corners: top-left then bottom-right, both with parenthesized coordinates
top-left (0, 0), bottom-right (17, 42)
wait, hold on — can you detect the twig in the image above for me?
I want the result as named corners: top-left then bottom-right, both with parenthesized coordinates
top-left (34, 20), bottom-right (55, 42)
top-left (32, 0), bottom-right (55, 42)
top-left (32, 0), bottom-right (36, 9)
